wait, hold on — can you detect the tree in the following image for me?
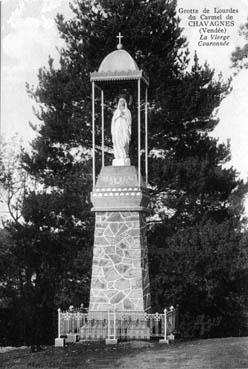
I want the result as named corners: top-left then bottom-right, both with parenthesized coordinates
top-left (0, 137), bottom-right (27, 345)
top-left (231, 18), bottom-right (248, 72)
top-left (230, 18), bottom-right (248, 336)
top-left (4, 0), bottom-right (248, 343)
top-left (0, 135), bottom-right (27, 224)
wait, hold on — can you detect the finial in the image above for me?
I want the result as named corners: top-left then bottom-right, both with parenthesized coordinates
top-left (116, 32), bottom-right (123, 50)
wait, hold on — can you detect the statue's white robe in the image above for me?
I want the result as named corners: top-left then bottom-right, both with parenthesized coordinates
top-left (111, 105), bottom-right (131, 160)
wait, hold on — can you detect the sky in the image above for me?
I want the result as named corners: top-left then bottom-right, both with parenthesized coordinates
top-left (1, 0), bottom-right (248, 182)
top-left (177, 0), bottom-right (248, 180)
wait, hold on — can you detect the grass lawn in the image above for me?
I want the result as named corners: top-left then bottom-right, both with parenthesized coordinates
top-left (1, 337), bottom-right (248, 369)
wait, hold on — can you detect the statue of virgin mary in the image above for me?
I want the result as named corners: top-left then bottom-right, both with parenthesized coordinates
top-left (111, 97), bottom-right (131, 166)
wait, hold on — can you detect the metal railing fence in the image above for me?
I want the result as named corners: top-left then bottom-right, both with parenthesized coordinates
top-left (57, 306), bottom-right (178, 342)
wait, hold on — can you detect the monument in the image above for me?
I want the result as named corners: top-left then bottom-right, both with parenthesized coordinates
top-left (89, 34), bottom-right (151, 313)
top-left (55, 36), bottom-right (178, 346)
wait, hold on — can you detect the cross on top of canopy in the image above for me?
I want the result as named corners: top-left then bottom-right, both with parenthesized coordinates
top-left (90, 33), bottom-right (149, 85)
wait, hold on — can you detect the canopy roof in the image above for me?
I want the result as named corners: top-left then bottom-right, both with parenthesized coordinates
top-left (100, 49), bottom-right (138, 73)
top-left (90, 48), bottom-right (149, 85)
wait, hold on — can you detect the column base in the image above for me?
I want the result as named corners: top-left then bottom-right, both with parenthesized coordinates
top-left (159, 339), bottom-right (169, 344)
top-left (105, 338), bottom-right (118, 345)
top-left (54, 338), bottom-right (65, 347)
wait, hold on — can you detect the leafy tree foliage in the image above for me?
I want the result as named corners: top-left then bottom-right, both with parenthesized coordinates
top-left (0, 135), bottom-right (27, 224)
top-left (1, 0), bottom-right (248, 344)
top-left (229, 17), bottom-right (248, 335)
top-left (231, 18), bottom-right (248, 72)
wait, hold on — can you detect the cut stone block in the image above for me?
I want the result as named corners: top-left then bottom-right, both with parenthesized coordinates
top-left (54, 338), bottom-right (65, 347)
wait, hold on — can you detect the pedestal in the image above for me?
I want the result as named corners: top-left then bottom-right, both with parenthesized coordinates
top-left (89, 166), bottom-right (151, 312)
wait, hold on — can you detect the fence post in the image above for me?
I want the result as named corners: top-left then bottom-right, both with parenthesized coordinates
top-left (107, 310), bottom-right (110, 339)
top-left (113, 310), bottom-right (116, 341)
top-left (106, 310), bottom-right (118, 345)
top-left (168, 306), bottom-right (175, 342)
top-left (170, 305), bottom-right (174, 332)
top-left (55, 308), bottom-right (65, 347)
top-left (159, 308), bottom-right (169, 344)
top-left (164, 308), bottom-right (167, 341)
top-left (58, 308), bottom-right (61, 338)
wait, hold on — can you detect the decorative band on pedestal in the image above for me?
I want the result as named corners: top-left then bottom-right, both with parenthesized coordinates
top-left (91, 166), bottom-right (149, 212)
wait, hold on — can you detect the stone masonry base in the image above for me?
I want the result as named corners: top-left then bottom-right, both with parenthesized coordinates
top-left (89, 211), bottom-right (151, 312)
